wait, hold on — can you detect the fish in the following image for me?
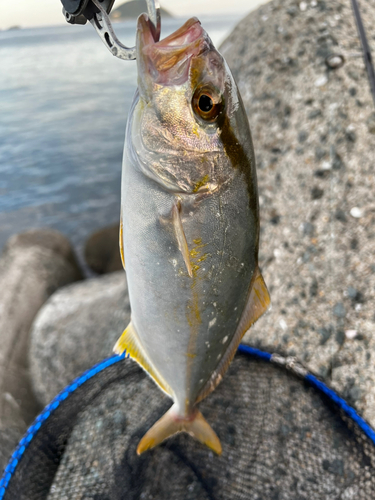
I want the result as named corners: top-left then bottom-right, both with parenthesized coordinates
top-left (114, 14), bottom-right (270, 455)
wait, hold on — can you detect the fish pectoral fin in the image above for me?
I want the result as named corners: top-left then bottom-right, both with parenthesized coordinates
top-left (196, 267), bottom-right (270, 403)
top-left (172, 201), bottom-right (193, 278)
top-left (114, 322), bottom-right (171, 396)
top-left (119, 214), bottom-right (126, 270)
top-left (137, 404), bottom-right (222, 455)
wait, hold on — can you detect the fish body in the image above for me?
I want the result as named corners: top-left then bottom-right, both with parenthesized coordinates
top-left (115, 15), bottom-right (270, 454)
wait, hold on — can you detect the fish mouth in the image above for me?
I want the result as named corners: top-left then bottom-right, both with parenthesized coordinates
top-left (137, 14), bottom-right (211, 87)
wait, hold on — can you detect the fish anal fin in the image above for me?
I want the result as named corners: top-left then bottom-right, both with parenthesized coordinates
top-left (172, 201), bottom-right (193, 278)
top-left (239, 267), bottom-right (271, 333)
top-left (137, 404), bottom-right (222, 455)
top-left (114, 322), bottom-right (171, 396)
top-left (196, 267), bottom-right (270, 403)
top-left (119, 215), bottom-right (126, 270)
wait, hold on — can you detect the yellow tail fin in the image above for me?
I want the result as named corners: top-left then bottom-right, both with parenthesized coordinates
top-left (137, 404), bottom-right (222, 455)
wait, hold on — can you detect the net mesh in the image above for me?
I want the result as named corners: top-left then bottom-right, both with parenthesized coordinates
top-left (4, 353), bottom-right (375, 500)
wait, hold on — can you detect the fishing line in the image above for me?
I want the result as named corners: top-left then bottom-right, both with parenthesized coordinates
top-left (351, 0), bottom-right (375, 106)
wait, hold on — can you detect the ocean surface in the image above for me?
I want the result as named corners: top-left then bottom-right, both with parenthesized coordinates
top-left (0, 14), bottom-right (243, 263)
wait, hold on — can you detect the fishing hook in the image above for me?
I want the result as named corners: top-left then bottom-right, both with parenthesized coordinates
top-left (90, 0), bottom-right (160, 60)
top-left (62, 0), bottom-right (161, 60)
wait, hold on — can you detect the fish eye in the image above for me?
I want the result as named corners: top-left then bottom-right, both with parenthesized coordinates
top-left (192, 86), bottom-right (223, 122)
top-left (199, 95), bottom-right (213, 112)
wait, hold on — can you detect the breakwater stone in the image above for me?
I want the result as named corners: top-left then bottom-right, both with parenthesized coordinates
top-left (0, 229), bottom-right (82, 471)
top-left (29, 271), bottom-right (130, 407)
top-left (84, 224), bottom-right (123, 275)
top-left (220, 0), bottom-right (375, 424)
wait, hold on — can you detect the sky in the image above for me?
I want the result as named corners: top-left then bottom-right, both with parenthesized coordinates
top-left (0, 0), bottom-right (267, 30)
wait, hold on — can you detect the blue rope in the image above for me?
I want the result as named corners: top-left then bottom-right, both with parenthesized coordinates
top-left (1, 345), bottom-right (374, 499)
top-left (237, 344), bottom-right (272, 361)
top-left (305, 373), bottom-right (375, 443)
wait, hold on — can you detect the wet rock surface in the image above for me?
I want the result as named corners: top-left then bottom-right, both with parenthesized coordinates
top-left (0, 229), bottom-right (82, 471)
top-left (220, 0), bottom-right (375, 424)
top-left (30, 271), bottom-right (130, 407)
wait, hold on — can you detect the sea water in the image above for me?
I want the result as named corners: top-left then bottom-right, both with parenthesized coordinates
top-left (0, 15), bottom-right (242, 260)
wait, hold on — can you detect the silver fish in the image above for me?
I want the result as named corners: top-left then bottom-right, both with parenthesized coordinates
top-left (115, 15), bottom-right (270, 455)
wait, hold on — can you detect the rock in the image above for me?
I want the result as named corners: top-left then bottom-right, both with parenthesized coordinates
top-left (326, 54), bottom-right (345, 70)
top-left (345, 329), bottom-right (357, 340)
top-left (333, 302), bottom-right (346, 319)
top-left (30, 271), bottom-right (130, 407)
top-left (110, 0), bottom-right (173, 21)
top-left (220, 0), bottom-right (375, 425)
top-left (301, 222), bottom-right (315, 237)
top-left (334, 209), bottom-right (347, 223)
top-left (84, 224), bottom-right (123, 275)
top-left (0, 229), bottom-right (82, 471)
top-left (318, 326), bottom-right (332, 345)
top-left (308, 109), bottom-right (322, 120)
top-left (311, 186), bottom-right (324, 200)
top-left (346, 286), bottom-right (364, 303)
top-left (349, 206), bottom-right (363, 219)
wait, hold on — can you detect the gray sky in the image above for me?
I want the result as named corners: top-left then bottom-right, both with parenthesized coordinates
top-left (0, 0), bottom-right (267, 29)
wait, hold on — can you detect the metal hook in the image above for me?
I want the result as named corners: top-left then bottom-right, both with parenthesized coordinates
top-left (63, 0), bottom-right (161, 60)
top-left (90, 0), bottom-right (160, 60)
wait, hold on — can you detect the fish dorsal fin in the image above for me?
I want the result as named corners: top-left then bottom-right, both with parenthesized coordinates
top-left (114, 322), bottom-right (172, 397)
top-left (196, 267), bottom-right (270, 403)
top-left (119, 215), bottom-right (126, 270)
top-left (172, 201), bottom-right (193, 278)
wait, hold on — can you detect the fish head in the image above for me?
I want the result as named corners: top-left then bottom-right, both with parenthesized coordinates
top-left (134, 14), bottom-right (253, 194)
